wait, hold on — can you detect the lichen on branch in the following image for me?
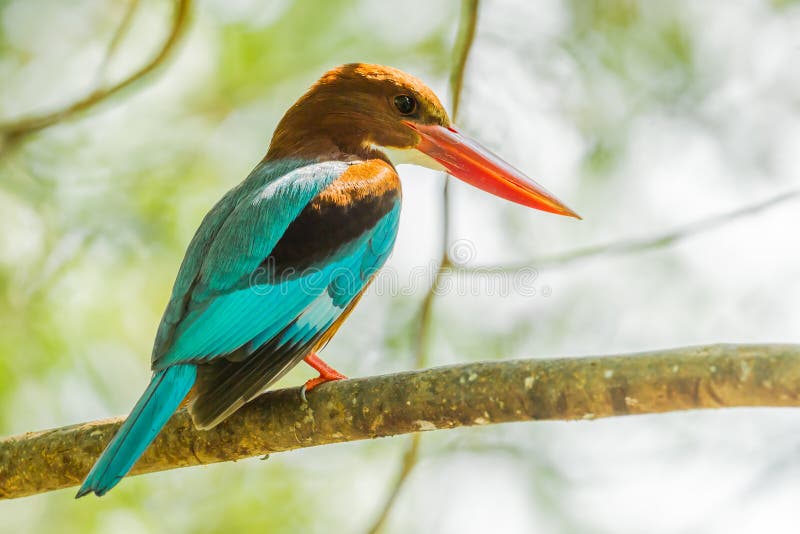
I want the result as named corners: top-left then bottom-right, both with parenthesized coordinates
top-left (1, 343), bottom-right (799, 500)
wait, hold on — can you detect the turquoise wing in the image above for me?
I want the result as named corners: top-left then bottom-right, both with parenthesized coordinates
top-left (188, 202), bottom-right (401, 428)
top-left (152, 159), bottom-right (350, 368)
top-left (150, 157), bottom-right (401, 428)
top-left (183, 159), bottom-right (401, 428)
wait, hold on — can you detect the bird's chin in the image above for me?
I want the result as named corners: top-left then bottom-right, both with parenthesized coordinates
top-left (378, 145), bottom-right (447, 172)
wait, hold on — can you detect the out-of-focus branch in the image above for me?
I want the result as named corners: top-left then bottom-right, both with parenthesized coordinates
top-left (95, 0), bottom-right (142, 83)
top-left (365, 1), bottom-right (480, 532)
top-left (3, 344), bottom-right (799, 500)
top-left (461, 189), bottom-right (800, 273)
top-left (0, 0), bottom-right (191, 147)
top-left (447, 0), bottom-right (477, 128)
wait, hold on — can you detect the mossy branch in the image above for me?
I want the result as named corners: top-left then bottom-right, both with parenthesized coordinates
top-left (2, 343), bottom-right (799, 500)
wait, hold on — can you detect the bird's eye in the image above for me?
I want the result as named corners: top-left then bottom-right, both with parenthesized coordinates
top-left (393, 94), bottom-right (417, 115)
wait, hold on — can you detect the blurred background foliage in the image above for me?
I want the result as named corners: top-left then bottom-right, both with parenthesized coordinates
top-left (1, 0), bottom-right (800, 532)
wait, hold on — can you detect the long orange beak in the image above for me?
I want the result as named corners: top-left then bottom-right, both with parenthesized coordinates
top-left (405, 122), bottom-right (581, 219)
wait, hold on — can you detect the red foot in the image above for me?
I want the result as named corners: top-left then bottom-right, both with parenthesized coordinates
top-left (301, 353), bottom-right (347, 397)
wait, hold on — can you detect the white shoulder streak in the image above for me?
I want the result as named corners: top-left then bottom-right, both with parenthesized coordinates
top-left (258, 160), bottom-right (351, 198)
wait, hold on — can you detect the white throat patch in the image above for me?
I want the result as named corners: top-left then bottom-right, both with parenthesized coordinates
top-left (380, 146), bottom-right (447, 172)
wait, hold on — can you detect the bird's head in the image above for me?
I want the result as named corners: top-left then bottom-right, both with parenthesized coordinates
top-left (267, 63), bottom-right (580, 218)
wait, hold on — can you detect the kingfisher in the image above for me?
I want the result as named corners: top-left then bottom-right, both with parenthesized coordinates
top-left (77, 63), bottom-right (579, 497)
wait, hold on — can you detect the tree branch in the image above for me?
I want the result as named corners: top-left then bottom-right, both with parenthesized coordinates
top-left (0, 0), bottom-right (191, 147)
top-left (2, 343), bottom-right (799, 500)
top-left (461, 189), bottom-right (800, 273)
top-left (94, 0), bottom-right (142, 85)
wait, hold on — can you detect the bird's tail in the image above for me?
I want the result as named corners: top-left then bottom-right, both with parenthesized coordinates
top-left (76, 364), bottom-right (197, 498)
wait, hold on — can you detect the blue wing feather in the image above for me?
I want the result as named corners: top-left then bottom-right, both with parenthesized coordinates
top-left (153, 160), bottom-right (350, 368)
top-left (186, 198), bottom-right (401, 429)
top-left (164, 194), bottom-right (400, 365)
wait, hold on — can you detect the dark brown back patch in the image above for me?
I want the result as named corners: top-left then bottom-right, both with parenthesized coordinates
top-left (263, 159), bottom-right (400, 277)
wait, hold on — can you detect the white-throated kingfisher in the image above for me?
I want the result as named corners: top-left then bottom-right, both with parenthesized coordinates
top-left (77, 63), bottom-right (579, 497)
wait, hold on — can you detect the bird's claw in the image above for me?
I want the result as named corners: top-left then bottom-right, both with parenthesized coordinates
top-left (299, 373), bottom-right (347, 404)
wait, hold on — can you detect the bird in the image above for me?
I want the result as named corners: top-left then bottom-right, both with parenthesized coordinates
top-left (76, 63), bottom-right (579, 497)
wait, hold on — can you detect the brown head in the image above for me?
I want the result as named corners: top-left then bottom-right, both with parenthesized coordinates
top-left (267, 63), bottom-right (580, 218)
top-left (267, 63), bottom-right (448, 160)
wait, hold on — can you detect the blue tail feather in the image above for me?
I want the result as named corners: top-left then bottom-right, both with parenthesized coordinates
top-left (76, 364), bottom-right (197, 497)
